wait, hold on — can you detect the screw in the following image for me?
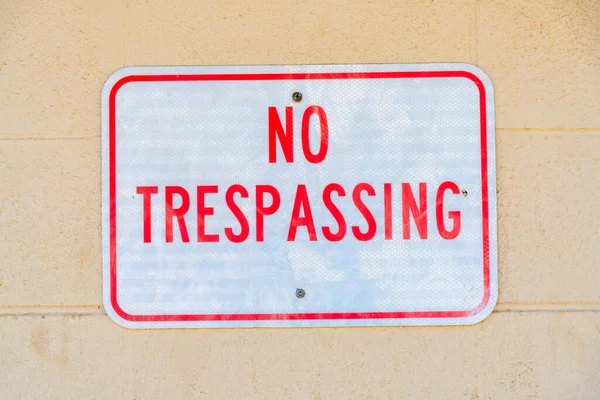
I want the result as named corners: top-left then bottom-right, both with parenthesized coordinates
top-left (296, 288), bottom-right (306, 299)
top-left (462, 189), bottom-right (468, 197)
top-left (292, 92), bottom-right (303, 102)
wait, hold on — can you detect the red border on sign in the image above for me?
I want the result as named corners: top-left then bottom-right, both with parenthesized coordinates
top-left (108, 71), bottom-right (490, 322)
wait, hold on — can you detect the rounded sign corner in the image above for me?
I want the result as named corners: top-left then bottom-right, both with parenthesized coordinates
top-left (103, 295), bottom-right (136, 329)
top-left (458, 63), bottom-right (495, 99)
top-left (468, 299), bottom-right (498, 326)
top-left (102, 67), bottom-right (143, 102)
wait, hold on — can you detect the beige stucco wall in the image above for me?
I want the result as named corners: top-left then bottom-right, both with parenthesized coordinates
top-left (1, 0), bottom-right (599, 398)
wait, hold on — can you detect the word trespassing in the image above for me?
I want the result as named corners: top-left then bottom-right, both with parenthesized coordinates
top-left (135, 105), bottom-right (463, 244)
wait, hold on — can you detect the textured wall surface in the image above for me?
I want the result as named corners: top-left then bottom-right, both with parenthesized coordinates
top-left (1, 0), bottom-right (599, 398)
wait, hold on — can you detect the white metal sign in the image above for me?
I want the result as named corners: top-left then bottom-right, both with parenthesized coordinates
top-left (102, 64), bottom-right (497, 328)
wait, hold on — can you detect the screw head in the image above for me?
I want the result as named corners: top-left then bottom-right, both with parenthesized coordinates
top-left (461, 189), bottom-right (468, 197)
top-left (296, 288), bottom-right (306, 298)
top-left (292, 92), bottom-right (303, 102)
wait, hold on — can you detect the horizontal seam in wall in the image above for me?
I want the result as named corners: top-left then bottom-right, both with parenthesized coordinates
top-left (1, 128), bottom-right (600, 140)
top-left (0, 136), bottom-right (96, 140)
top-left (0, 303), bottom-right (599, 317)
top-left (495, 303), bottom-right (600, 312)
top-left (497, 127), bottom-right (600, 132)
